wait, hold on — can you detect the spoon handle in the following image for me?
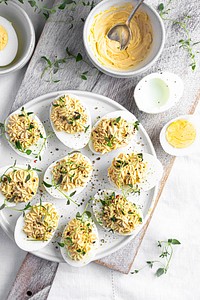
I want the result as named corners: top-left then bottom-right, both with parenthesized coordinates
top-left (126, 0), bottom-right (144, 26)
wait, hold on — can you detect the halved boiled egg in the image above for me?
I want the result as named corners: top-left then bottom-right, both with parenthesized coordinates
top-left (93, 189), bottom-right (143, 236)
top-left (60, 213), bottom-right (99, 267)
top-left (0, 164), bottom-right (39, 208)
top-left (108, 152), bottom-right (163, 192)
top-left (43, 152), bottom-right (93, 199)
top-left (134, 72), bottom-right (184, 114)
top-left (14, 202), bottom-right (59, 252)
top-left (0, 16), bottom-right (18, 66)
top-left (89, 110), bottom-right (138, 155)
top-left (5, 107), bottom-right (47, 160)
top-left (50, 94), bottom-right (91, 150)
top-left (160, 115), bottom-right (200, 156)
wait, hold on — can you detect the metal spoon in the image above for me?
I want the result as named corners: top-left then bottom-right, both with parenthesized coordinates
top-left (107, 0), bottom-right (144, 50)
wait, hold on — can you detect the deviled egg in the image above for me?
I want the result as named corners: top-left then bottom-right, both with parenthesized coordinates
top-left (15, 202), bottom-right (59, 252)
top-left (89, 110), bottom-right (138, 155)
top-left (5, 107), bottom-right (47, 160)
top-left (160, 115), bottom-right (200, 156)
top-left (50, 94), bottom-right (91, 149)
top-left (0, 16), bottom-right (18, 66)
top-left (43, 152), bottom-right (93, 199)
top-left (60, 211), bottom-right (99, 267)
top-left (93, 189), bottom-right (143, 235)
top-left (0, 164), bottom-right (39, 208)
top-left (108, 152), bottom-right (163, 192)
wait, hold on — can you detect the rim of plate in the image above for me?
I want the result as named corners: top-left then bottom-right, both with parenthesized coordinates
top-left (0, 90), bottom-right (159, 263)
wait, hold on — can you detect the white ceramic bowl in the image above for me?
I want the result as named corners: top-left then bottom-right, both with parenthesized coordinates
top-left (83, 0), bottom-right (165, 78)
top-left (0, 1), bottom-right (35, 75)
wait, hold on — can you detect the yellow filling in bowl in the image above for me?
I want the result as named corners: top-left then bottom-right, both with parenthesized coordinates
top-left (89, 3), bottom-right (153, 70)
top-left (166, 119), bottom-right (196, 148)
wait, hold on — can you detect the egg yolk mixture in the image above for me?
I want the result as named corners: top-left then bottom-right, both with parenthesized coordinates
top-left (92, 116), bottom-right (135, 154)
top-left (52, 153), bottom-right (92, 192)
top-left (63, 218), bottom-right (97, 261)
top-left (108, 152), bottom-right (147, 188)
top-left (98, 192), bottom-right (142, 234)
top-left (51, 95), bottom-right (88, 134)
top-left (166, 119), bottom-right (196, 148)
top-left (23, 203), bottom-right (59, 241)
top-left (0, 169), bottom-right (38, 203)
top-left (89, 3), bottom-right (153, 70)
top-left (0, 25), bottom-right (8, 51)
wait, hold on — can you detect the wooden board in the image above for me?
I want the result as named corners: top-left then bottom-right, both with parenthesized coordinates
top-left (6, 0), bottom-right (200, 298)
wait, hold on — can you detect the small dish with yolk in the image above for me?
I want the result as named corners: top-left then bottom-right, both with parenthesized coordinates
top-left (0, 1), bottom-right (35, 75)
top-left (160, 115), bottom-right (200, 156)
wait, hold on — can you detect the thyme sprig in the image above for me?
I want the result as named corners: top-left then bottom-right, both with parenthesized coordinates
top-left (0, 0), bottom-right (96, 20)
top-left (43, 180), bottom-right (78, 206)
top-left (133, 121), bottom-right (140, 131)
top-left (131, 238), bottom-right (181, 277)
top-left (41, 47), bottom-right (91, 82)
top-left (157, 2), bottom-right (200, 70)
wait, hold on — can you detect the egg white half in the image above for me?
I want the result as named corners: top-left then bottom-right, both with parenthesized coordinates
top-left (50, 94), bottom-right (92, 150)
top-left (14, 202), bottom-right (59, 252)
top-left (60, 218), bottom-right (99, 267)
top-left (92, 189), bottom-right (143, 236)
top-left (5, 109), bottom-right (47, 160)
top-left (160, 115), bottom-right (200, 156)
top-left (134, 72), bottom-right (184, 114)
top-left (0, 16), bottom-right (18, 66)
top-left (43, 153), bottom-right (93, 199)
top-left (108, 152), bottom-right (163, 192)
top-left (0, 164), bottom-right (39, 208)
top-left (89, 110), bottom-right (138, 155)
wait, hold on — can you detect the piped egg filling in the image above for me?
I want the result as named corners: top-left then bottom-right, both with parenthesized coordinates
top-left (7, 109), bottom-right (41, 150)
top-left (63, 218), bottom-right (97, 261)
top-left (0, 169), bottom-right (38, 203)
top-left (91, 117), bottom-right (135, 154)
top-left (52, 153), bottom-right (92, 192)
top-left (108, 152), bottom-right (147, 188)
top-left (51, 95), bottom-right (88, 134)
top-left (98, 192), bottom-right (142, 234)
top-left (23, 203), bottom-right (59, 241)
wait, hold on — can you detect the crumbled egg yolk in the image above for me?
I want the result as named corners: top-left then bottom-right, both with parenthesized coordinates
top-left (0, 25), bottom-right (8, 51)
top-left (166, 119), bottom-right (196, 148)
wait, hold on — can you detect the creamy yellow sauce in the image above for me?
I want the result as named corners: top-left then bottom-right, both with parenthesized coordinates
top-left (89, 4), bottom-right (153, 70)
top-left (166, 119), bottom-right (196, 148)
top-left (0, 25), bottom-right (8, 51)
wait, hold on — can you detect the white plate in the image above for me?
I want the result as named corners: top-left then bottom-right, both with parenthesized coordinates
top-left (0, 90), bottom-right (158, 263)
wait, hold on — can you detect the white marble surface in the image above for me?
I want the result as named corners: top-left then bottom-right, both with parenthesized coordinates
top-left (1, 2), bottom-right (200, 300)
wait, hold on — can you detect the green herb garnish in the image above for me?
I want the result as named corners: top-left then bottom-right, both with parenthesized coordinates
top-left (157, 1), bottom-right (200, 71)
top-left (131, 238), bottom-right (181, 276)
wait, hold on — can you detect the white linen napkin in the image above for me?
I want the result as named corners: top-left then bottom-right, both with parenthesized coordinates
top-left (48, 104), bottom-right (200, 300)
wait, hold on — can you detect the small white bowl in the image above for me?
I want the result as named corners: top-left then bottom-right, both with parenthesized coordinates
top-left (83, 0), bottom-right (165, 78)
top-left (0, 1), bottom-right (35, 75)
top-left (134, 72), bottom-right (184, 114)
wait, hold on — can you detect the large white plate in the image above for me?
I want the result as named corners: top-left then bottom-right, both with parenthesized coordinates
top-left (0, 90), bottom-right (158, 263)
